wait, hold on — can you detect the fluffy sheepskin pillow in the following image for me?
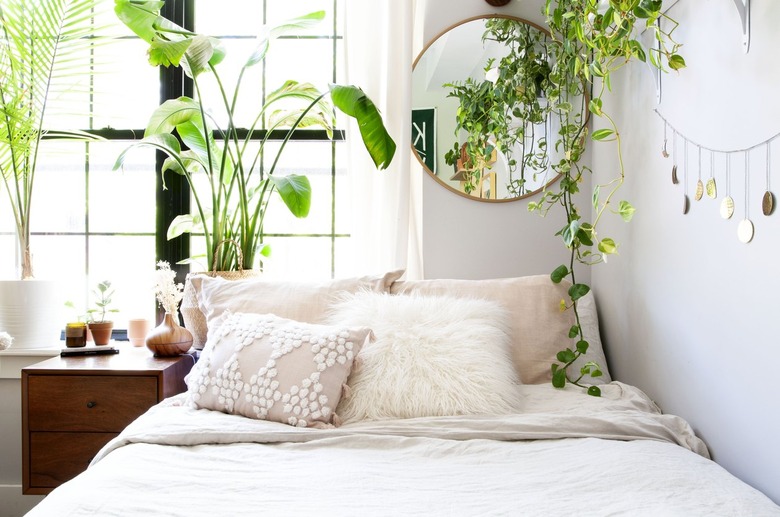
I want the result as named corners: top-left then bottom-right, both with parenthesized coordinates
top-left (186, 311), bottom-right (372, 428)
top-left (328, 291), bottom-right (522, 423)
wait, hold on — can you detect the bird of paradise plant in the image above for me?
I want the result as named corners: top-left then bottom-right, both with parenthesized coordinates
top-left (112, 0), bottom-right (396, 272)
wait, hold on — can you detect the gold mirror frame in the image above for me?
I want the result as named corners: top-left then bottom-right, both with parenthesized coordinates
top-left (412, 15), bottom-right (586, 203)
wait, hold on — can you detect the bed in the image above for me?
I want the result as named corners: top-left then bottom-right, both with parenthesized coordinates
top-left (27, 273), bottom-right (780, 516)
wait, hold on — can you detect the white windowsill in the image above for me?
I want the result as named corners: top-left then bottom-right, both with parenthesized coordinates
top-left (0, 347), bottom-right (60, 379)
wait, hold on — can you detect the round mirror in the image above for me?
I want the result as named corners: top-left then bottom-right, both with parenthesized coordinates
top-left (412, 15), bottom-right (585, 202)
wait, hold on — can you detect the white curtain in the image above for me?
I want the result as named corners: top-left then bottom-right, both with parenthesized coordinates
top-left (343, 0), bottom-right (423, 279)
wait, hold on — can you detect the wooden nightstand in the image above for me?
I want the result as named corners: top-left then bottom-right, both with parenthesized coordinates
top-left (21, 346), bottom-right (195, 494)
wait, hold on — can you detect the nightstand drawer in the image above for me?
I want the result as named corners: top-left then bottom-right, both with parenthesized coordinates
top-left (27, 375), bottom-right (158, 432)
top-left (29, 432), bottom-right (116, 488)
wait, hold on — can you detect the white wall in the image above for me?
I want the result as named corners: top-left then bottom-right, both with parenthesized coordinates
top-left (417, 0), bottom-right (585, 282)
top-left (591, 0), bottom-right (780, 503)
top-left (420, 0), bottom-right (779, 505)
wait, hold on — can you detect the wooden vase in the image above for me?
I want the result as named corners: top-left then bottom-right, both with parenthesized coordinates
top-left (145, 312), bottom-right (193, 357)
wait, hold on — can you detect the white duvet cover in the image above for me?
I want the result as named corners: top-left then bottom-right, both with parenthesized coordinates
top-left (28, 382), bottom-right (779, 516)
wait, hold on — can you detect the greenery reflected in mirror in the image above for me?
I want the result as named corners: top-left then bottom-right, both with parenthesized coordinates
top-left (412, 16), bottom-right (585, 202)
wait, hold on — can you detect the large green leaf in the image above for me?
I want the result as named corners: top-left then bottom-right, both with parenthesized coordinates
top-left (246, 12), bottom-right (324, 68)
top-left (113, 133), bottom-right (183, 189)
top-left (167, 213), bottom-right (201, 239)
top-left (329, 84), bottom-right (396, 169)
top-left (270, 174), bottom-right (311, 218)
top-left (179, 35), bottom-right (216, 78)
top-left (269, 11), bottom-right (325, 38)
top-left (149, 38), bottom-right (192, 67)
top-left (145, 97), bottom-right (201, 137)
top-left (114, 0), bottom-right (184, 43)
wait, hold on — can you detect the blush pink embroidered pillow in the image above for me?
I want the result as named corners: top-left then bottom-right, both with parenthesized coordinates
top-left (186, 311), bottom-right (372, 428)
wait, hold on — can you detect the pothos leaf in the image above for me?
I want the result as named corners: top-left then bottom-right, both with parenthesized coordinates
top-left (591, 128), bottom-right (615, 141)
top-left (551, 265), bottom-right (569, 283)
top-left (618, 200), bottom-right (636, 222)
top-left (552, 368), bottom-right (567, 388)
top-left (568, 283), bottom-right (590, 301)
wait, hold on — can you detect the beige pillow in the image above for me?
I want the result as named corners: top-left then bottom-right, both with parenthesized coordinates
top-left (328, 291), bottom-right (522, 424)
top-left (184, 270), bottom-right (403, 349)
top-left (390, 275), bottom-right (611, 385)
top-left (186, 311), bottom-right (372, 428)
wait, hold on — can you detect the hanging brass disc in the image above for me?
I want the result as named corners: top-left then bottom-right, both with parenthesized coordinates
top-left (737, 219), bottom-right (754, 244)
top-left (694, 179), bottom-right (704, 201)
top-left (662, 148), bottom-right (669, 158)
top-left (706, 178), bottom-right (717, 199)
top-left (720, 196), bottom-right (735, 219)
top-left (762, 191), bottom-right (775, 216)
top-left (683, 195), bottom-right (690, 214)
top-left (671, 165), bottom-right (678, 185)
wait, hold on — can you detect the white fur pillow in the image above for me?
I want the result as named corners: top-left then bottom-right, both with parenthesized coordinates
top-left (328, 291), bottom-right (522, 423)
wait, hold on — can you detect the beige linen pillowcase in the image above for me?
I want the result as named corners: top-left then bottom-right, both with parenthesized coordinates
top-left (184, 270), bottom-right (403, 349)
top-left (328, 291), bottom-right (522, 424)
top-left (390, 275), bottom-right (611, 385)
top-left (186, 311), bottom-right (372, 428)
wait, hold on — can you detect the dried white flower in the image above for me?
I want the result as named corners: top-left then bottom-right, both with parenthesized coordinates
top-left (153, 261), bottom-right (184, 314)
top-left (0, 331), bottom-right (13, 350)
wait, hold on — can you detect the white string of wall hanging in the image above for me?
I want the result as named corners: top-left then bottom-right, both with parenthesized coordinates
top-left (655, 109), bottom-right (779, 244)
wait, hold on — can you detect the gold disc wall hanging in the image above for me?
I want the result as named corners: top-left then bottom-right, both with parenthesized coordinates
top-left (762, 143), bottom-right (775, 216)
top-left (738, 152), bottom-right (755, 244)
top-left (706, 150), bottom-right (717, 199)
top-left (721, 154), bottom-right (735, 219)
top-left (662, 122), bottom-right (670, 158)
top-left (694, 147), bottom-right (704, 201)
top-left (655, 110), bottom-right (780, 244)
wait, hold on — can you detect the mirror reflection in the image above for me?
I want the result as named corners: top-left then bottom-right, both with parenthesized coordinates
top-left (412, 16), bottom-right (584, 202)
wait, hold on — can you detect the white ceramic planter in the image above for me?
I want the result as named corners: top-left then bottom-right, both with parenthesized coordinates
top-left (0, 280), bottom-right (64, 349)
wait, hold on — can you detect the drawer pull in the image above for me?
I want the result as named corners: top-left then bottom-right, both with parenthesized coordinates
top-left (86, 401), bottom-right (96, 408)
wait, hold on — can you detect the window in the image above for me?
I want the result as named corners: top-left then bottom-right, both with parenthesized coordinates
top-left (0, 0), bottom-right (346, 327)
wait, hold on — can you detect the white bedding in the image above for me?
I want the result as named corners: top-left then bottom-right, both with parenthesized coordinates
top-left (28, 382), bottom-right (779, 516)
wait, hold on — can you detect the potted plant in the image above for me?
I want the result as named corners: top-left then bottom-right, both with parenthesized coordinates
top-left (112, 0), bottom-right (396, 272)
top-left (0, 0), bottom-right (110, 348)
top-left (445, 5), bottom-right (685, 394)
top-left (86, 281), bottom-right (119, 346)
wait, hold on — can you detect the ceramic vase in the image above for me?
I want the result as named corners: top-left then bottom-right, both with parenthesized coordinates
top-left (145, 312), bottom-right (193, 357)
top-left (0, 280), bottom-right (63, 349)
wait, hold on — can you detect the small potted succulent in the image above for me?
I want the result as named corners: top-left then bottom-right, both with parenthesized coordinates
top-left (86, 281), bottom-right (119, 346)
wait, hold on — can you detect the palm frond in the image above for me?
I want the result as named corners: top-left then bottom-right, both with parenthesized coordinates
top-left (0, 0), bottom-right (112, 278)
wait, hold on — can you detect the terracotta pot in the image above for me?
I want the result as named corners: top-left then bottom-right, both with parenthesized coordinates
top-left (87, 321), bottom-right (114, 346)
top-left (145, 312), bottom-right (193, 357)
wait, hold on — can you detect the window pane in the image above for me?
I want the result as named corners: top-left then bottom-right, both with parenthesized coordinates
top-left (262, 141), bottom-right (335, 235)
top-left (29, 142), bottom-right (86, 234)
top-left (92, 40), bottom-right (160, 130)
top-left (88, 236), bottom-right (158, 326)
top-left (261, 236), bottom-right (333, 279)
top-left (265, 39), bottom-right (335, 93)
top-left (195, 0), bottom-right (262, 36)
top-left (89, 143), bottom-right (156, 233)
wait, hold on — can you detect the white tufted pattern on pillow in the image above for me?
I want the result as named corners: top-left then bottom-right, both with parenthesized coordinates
top-left (186, 311), bottom-right (372, 428)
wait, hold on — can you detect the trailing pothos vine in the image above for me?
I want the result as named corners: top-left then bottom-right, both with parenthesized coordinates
top-left (447, 0), bottom-right (684, 395)
top-left (537, 0), bottom-right (683, 396)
